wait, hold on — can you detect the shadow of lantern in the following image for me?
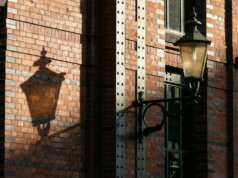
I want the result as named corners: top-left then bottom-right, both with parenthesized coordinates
top-left (21, 47), bottom-right (66, 139)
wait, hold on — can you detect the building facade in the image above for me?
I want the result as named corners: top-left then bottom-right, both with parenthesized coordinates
top-left (0, 0), bottom-right (238, 178)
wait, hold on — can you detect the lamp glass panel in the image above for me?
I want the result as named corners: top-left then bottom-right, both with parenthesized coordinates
top-left (180, 43), bottom-right (208, 78)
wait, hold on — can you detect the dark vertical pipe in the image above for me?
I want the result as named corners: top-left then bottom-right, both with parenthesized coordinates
top-left (0, 3), bottom-right (6, 177)
top-left (225, 0), bottom-right (234, 177)
top-left (85, 0), bottom-right (103, 177)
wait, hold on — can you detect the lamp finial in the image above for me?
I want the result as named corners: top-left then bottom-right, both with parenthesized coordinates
top-left (186, 7), bottom-right (202, 31)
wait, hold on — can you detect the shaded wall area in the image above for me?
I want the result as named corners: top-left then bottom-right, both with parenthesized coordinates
top-left (99, 0), bottom-right (119, 177)
top-left (231, 1), bottom-right (238, 177)
top-left (84, 1), bottom-right (102, 177)
top-left (206, 0), bottom-right (238, 177)
top-left (5, 123), bottom-right (83, 178)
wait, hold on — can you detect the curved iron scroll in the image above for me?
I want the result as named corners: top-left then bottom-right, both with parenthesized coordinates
top-left (134, 91), bottom-right (199, 142)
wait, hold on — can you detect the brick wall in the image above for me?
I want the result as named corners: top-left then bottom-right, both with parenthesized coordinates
top-left (4, 0), bottom-right (86, 177)
top-left (122, 0), bottom-right (238, 178)
top-left (2, 0), bottom-right (238, 178)
top-left (2, 0), bottom-right (116, 177)
top-left (205, 0), bottom-right (238, 177)
top-left (123, 0), bottom-right (166, 177)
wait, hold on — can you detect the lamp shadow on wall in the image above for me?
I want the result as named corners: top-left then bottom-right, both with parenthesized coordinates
top-left (20, 47), bottom-right (66, 139)
top-left (11, 46), bottom-right (85, 177)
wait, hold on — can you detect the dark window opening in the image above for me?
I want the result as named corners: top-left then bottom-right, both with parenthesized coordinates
top-left (164, 67), bottom-right (194, 178)
top-left (165, 0), bottom-right (184, 33)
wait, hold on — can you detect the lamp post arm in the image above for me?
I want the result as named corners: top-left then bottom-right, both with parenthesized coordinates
top-left (133, 92), bottom-right (200, 142)
top-left (164, 97), bottom-right (199, 117)
top-left (138, 95), bottom-right (200, 105)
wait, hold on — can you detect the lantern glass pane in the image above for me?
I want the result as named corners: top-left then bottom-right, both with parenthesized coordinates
top-left (180, 43), bottom-right (208, 78)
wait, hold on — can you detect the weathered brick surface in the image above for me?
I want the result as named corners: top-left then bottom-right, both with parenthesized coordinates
top-left (205, 0), bottom-right (238, 178)
top-left (2, 0), bottom-right (238, 178)
top-left (123, 0), bottom-right (238, 177)
top-left (146, 0), bottom-right (165, 49)
top-left (124, 69), bottom-right (136, 178)
top-left (123, 0), bottom-right (166, 177)
top-left (4, 0), bottom-right (86, 177)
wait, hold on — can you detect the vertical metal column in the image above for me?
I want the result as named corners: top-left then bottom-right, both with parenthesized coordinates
top-left (136, 0), bottom-right (146, 177)
top-left (116, 0), bottom-right (125, 177)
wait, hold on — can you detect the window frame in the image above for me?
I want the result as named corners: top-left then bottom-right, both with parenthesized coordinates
top-left (165, 0), bottom-right (185, 34)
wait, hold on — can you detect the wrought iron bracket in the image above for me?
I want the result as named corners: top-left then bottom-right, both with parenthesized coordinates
top-left (133, 91), bottom-right (200, 143)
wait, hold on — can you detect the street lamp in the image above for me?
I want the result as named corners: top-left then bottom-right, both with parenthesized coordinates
top-left (174, 8), bottom-right (211, 96)
top-left (134, 7), bottom-right (211, 143)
